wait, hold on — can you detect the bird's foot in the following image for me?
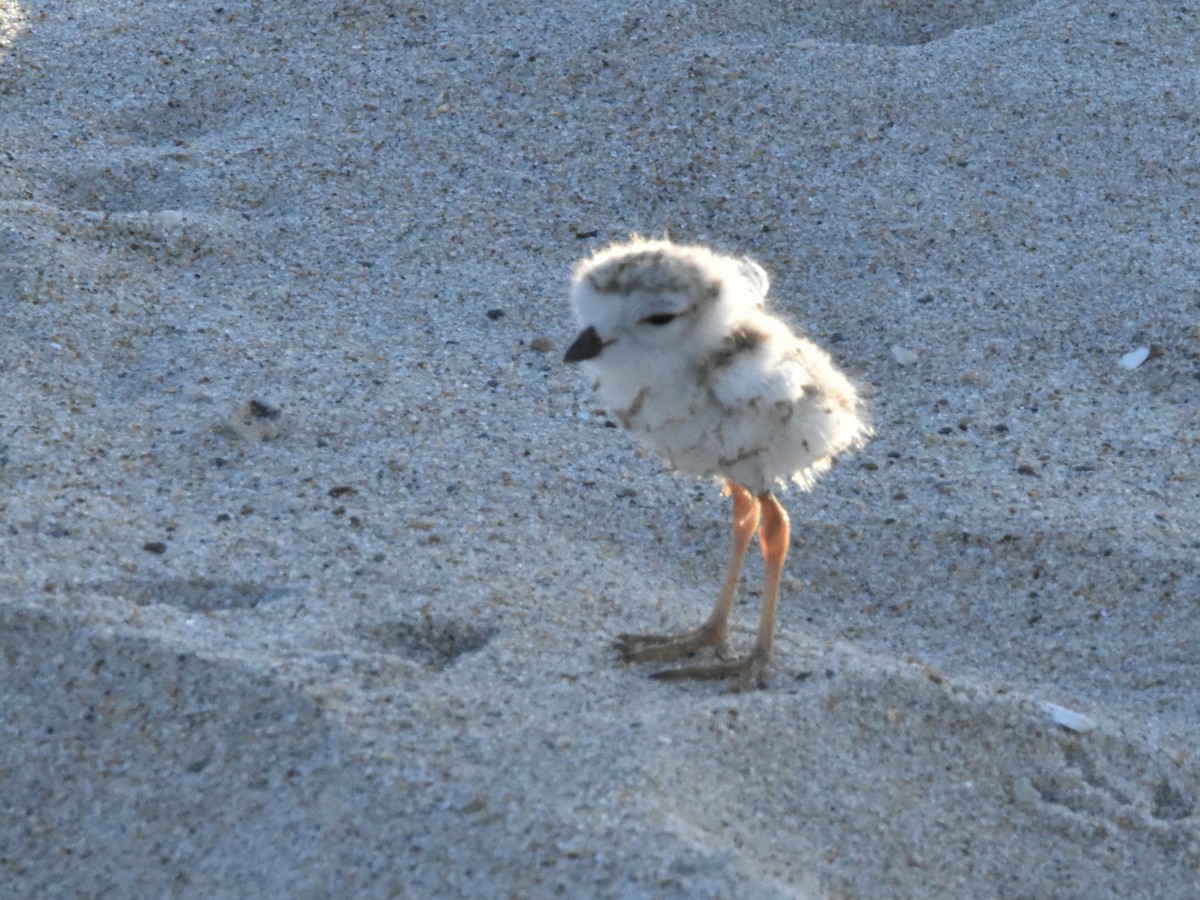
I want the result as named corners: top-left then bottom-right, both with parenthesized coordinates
top-left (614, 621), bottom-right (729, 663)
top-left (650, 645), bottom-right (770, 693)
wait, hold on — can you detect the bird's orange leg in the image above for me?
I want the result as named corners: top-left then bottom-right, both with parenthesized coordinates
top-left (649, 489), bottom-right (790, 692)
top-left (614, 482), bottom-right (760, 663)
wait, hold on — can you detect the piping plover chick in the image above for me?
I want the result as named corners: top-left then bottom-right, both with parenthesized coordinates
top-left (565, 237), bottom-right (870, 691)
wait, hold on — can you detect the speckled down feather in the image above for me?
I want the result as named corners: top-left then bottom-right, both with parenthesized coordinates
top-left (567, 237), bottom-right (870, 495)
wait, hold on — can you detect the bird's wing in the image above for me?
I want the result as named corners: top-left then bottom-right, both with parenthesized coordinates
top-left (708, 329), bottom-right (816, 412)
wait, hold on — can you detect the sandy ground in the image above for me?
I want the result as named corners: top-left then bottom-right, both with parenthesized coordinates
top-left (2, 0), bottom-right (1199, 896)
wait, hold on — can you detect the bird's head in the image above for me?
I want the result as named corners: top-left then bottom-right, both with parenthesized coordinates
top-left (564, 237), bottom-right (769, 368)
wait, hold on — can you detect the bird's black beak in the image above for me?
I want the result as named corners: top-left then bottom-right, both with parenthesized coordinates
top-left (564, 325), bottom-right (604, 363)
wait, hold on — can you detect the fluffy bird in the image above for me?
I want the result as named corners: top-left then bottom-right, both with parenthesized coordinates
top-left (564, 237), bottom-right (870, 691)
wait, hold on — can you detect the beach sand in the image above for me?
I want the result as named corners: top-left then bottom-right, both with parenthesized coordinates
top-left (2, 0), bottom-right (1198, 895)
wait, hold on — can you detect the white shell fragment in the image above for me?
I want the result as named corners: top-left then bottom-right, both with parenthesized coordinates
top-left (1120, 347), bottom-right (1150, 370)
top-left (152, 209), bottom-right (187, 228)
top-left (891, 346), bottom-right (919, 366)
top-left (1042, 701), bottom-right (1097, 733)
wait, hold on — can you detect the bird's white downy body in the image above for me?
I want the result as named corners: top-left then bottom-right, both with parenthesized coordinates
top-left (567, 238), bottom-right (869, 495)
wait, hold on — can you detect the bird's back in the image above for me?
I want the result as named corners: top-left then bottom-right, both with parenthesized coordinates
top-left (658, 312), bottom-right (867, 493)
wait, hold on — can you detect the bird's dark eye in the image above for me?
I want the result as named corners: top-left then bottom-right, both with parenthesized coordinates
top-left (640, 313), bottom-right (677, 326)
